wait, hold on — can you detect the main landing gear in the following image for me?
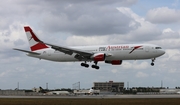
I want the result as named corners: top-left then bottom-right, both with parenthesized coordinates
top-left (91, 61), bottom-right (99, 69)
top-left (81, 61), bottom-right (100, 69)
top-left (81, 62), bottom-right (89, 68)
top-left (151, 58), bottom-right (155, 66)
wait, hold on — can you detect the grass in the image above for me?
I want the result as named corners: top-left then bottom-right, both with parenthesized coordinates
top-left (0, 98), bottom-right (180, 105)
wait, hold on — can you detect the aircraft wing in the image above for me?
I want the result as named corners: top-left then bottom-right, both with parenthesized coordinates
top-left (13, 48), bottom-right (41, 55)
top-left (43, 42), bottom-right (94, 60)
top-left (29, 29), bottom-right (94, 60)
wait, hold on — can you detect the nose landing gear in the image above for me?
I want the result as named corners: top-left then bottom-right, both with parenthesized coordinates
top-left (151, 58), bottom-right (155, 66)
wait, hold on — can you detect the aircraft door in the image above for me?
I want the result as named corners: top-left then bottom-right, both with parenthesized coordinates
top-left (145, 46), bottom-right (149, 52)
top-left (153, 47), bottom-right (157, 53)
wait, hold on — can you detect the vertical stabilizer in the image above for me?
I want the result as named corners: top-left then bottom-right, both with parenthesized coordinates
top-left (24, 26), bottom-right (49, 51)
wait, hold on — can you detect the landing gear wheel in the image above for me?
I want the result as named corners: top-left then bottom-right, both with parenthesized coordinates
top-left (92, 65), bottom-right (95, 68)
top-left (85, 64), bottom-right (89, 68)
top-left (81, 63), bottom-right (84, 66)
top-left (81, 63), bottom-right (89, 68)
top-left (151, 63), bottom-right (154, 66)
top-left (92, 65), bottom-right (99, 70)
top-left (95, 66), bottom-right (99, 69)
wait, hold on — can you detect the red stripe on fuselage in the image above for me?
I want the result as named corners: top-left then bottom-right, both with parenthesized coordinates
top-left (129, 46), bottom-right (142, 54)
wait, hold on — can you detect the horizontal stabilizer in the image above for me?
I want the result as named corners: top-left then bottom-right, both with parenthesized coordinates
top-left (13, 48), bottom-right (40, 55)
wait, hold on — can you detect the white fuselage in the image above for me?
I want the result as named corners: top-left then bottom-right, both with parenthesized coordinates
top-left (14, 26), bottom-right (165, 69)
top-left (27, 44), bottom-right (165, 62)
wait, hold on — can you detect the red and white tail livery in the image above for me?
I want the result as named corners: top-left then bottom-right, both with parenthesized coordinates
top-left (14, 26), bottom-right (165, 69)
top-left (24, 27), bottom-right (49, 51)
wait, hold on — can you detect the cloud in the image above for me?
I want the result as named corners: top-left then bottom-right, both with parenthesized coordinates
top-left (161, 28), bottom-right (179, 39)
top-left (111, 69), bottom-right (118, 73)
top-left (121, 61), bottom-right (149, 70)
top-left (64, 7), bottom-right (162, 45)
top-left (165, 49), bottom-right (180, 61)
top-left (145, 27), bottom-right (180, 49)
top-left (41, 3), bottom-right (140, 35)
top-left (117, 7), bottom-right (162, 42)
top-left (65, 35), bottom-right (109, 46)
top-left (146, 7), bottom-right (180, 24)
top-left (136, 72), bottom-right (149, 78)
top-left (0, 22), bottom-right (27, 51)
top-left (0, 0), bottom-right (138, 36)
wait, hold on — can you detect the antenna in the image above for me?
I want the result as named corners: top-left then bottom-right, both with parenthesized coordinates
top-left (72, 81), bottom-right (80, 90)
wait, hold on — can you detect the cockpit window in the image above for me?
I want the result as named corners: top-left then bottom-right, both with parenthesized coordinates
top-left (155, 47), bottom-right (162, 49)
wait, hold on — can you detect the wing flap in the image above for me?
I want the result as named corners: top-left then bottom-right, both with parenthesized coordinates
top-left (13, 48), bottom-right (40, 55)
top-left (44, 42), bottom-right (93, 57)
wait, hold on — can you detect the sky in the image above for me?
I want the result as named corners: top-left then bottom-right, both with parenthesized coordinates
top-left (0, 0), bottom-right (180, 90)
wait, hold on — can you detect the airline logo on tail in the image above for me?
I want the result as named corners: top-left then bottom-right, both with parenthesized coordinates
top-left (24, 26), bottom-right (49, 51)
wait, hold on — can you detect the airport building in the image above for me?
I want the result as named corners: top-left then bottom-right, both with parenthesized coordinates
top-left (93, 81), bottom-right (124, 92)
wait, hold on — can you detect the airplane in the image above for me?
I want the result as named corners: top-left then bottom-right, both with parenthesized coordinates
top-left (14, 26), bottom-right (165, 69)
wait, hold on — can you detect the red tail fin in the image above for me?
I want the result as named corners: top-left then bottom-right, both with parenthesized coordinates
top-left (24, 26), bottom-right (49, 51)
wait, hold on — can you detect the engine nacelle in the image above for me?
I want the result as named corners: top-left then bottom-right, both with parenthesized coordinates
top-left (105, 60), bottom-right (123, 65)
top-left (91, 53), bottom-right (106, 61)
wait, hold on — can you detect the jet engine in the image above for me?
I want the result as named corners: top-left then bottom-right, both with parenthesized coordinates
top-left (91, 53), bottom-right (106, 61)
top-left (105, 60), bottom-right (123, 65)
